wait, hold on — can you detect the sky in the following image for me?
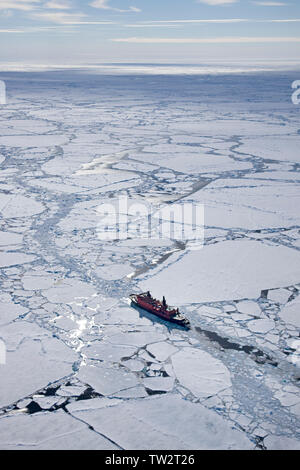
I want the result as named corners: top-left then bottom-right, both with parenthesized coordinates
top-left (0, 0), bottom-right (300, 66)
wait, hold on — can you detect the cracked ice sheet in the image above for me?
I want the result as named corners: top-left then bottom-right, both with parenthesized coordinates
top-left (31, 173), bottom-right (141, 195)
top-left (82, 341), bottom-right (137, 363)
top-left (67, 394), bottom-right (252, 450)
top-left (136, 151), bottom-right (252, 175)
top-left (193, 178), bottom-right (300, 229)
top-left (171, 348), bottom-right (232, 399)
top-left (244, 171), bottom-right (300, 183)
top-left (239, 135), bottom-right (300, 163)
top-left (0, 119), bottom-right (57, 133)
top-left (0, 253), bottom-right (37, 268)
top-left (0, 194), bottom-right (45, 219)
top-left (167, 119), bottom-right (294, 137)
top-left (0, 135), bottom-right (68, 148)
top-left (93, 305), bottom-right (153, 327)
top-left (1, 71), bottom-right (300, 450)
top-left (43, 279), bottom-right (96, 304)
top-left (0, 409), bottom-right (117, 450)
top-left (0, 321), bottom-right (78, 408)
top-left (0, 231), bottom-right (23, 247)
top-left (95, 263), bottom-right (132, 281)
top-left (279, 297), bottom-right (300, 329)
top-left (77, 364), bottom-right (139, 396)
top-left (0, 300), bottom-right (28, 326)
top-left (138, 240), bottom-right (300, 303)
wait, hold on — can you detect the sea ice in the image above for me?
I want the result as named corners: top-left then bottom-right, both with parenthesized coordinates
top-left (95, 264), bottom-right (132, 281)
top-left (77, 364), bottom-right (139, 396)
top-left (0, 194), bottom-right (45, 218)
top-left (247, 319), bottom-right (275, 334)
top-left (82, 341), bottom-right (137, 363)
top-left (236, 300), bottom-right (262, 317)
top-left (0, 135), bottom-right (68, 148)
top-left (193, 178), bottom-right (300, 229)
top-left (239, 136), bottom-right (300, 163)
top-left (0, 253), bottom-right (37, 268)
top-left (171, 348), bottom-right (232, 399)
top-left (264, 435), bottom-right (300, 450)
top-left (0, 321), bottom-right (77, 408)
top-left (279, 297), bottom-right (300, 328)
top-left (1, 70), bottom-right (300, 450)
top-left (107, 331), bottom-right (166, 348)
top-left (0, 231), bottom-right (23, 246)
top-left (146, 342), bottom-right (178, 362)
top-left (0, 409), bottom-right (117, 450)
top-left (143, 377), bottom-right (175, 392)
top-left (267, 289), bottom-right (291, 304)
top-left (139, 240), bottom-right (300, 303)
top-left (67, 394), bottom-right (251, 449)
top-left (43, 279), bottom-right (96, 304)
top-left (22, 273), bottom-right (56, 290)
top-left (0, 301), bottom-right (28, 325)
top-left (137, 151), bottom-right (251, 175)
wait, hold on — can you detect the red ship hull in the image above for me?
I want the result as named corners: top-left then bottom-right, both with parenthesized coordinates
top-left (130, 293), bottom-right (190, 328)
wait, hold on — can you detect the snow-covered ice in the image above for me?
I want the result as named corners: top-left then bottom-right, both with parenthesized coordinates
top-left (0, 70), bottom-right (299, 450)
top-left (279, 297), bottom-right (300, 328)
top-left (77, 364), bottom-right (139, 396)
top-left (0, 321), bottom-right (77, 408)
top-left (67, 394), bottom-right (252, 449)
top-left (171, 348), bottom-right (232, 399)
top-left (139, 240), bottom-right (300, 303)
top-left (0, 409), bottom-right (117, 450)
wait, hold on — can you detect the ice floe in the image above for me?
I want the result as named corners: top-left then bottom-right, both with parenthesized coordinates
top-left (146, 342), bottom-right (178, 362)
top-left (193, 178), bottom-right (300, 229)
top-left (0, 194), bottom-right (45, 219)
top-left (0, 409), bottom-right (117, 449)
top-left (0, 321), bottom-right (77, 408)
top-left (279, 297), bottom-right (300, 328)
top-left (139, 240), bottom-right (300, 303)
top-left (0, 253), bottom-right (37, 268)
top-left (67, 394), bottom-right (252, 449)
top-left (171, 348), bottom-right (232, 399)
top-left (77, 364), bottom-right (139, 396)
top-left (1, 71), bottom-right (299, 449)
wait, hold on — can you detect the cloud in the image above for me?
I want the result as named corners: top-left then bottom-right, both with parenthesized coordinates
top-left (0, 28), bottom-right (27, 32)
top-left (145, 19), bottom-right (248, 24)
top-left (89, 0), bottom-right (141, 12)
top-left (142, 18), bottom-right (300, 24)
top-left (0, 25), bottom-right (73, 32)
top-left (44, 1), bottom-right (71, 9)
top-left (0, 0), bottom-right (41, 11)
top-left (64, 21), bottom-right (116, 24)
top-left (252, 1), bottom-right (287, 5)
top-left (267, 18), bottom-right (300, 22)
top-left (112, 36), bottom-right (300, 43)
top-left (31, 11), bottom-right (87, 23)
top-left (124, 24), bottom-right (180, 28)
top-left (196, 0), bottom-right (239, 5)
top-left (30, 10), bottom-right (116, 24)
top-left (89, 0), bottom-right (109, 7)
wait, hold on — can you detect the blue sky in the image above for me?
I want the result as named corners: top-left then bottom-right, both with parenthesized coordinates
top-left (0, 0), bottom-right (300, 65)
